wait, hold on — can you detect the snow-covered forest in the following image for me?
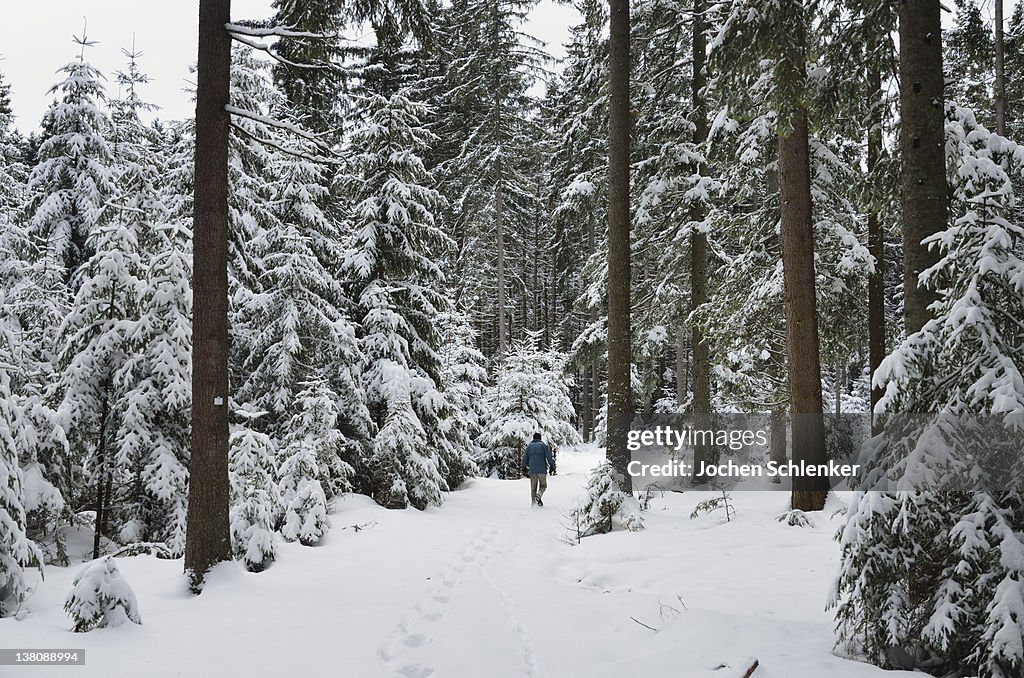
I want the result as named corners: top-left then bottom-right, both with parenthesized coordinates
top-left (1, 0), bottom-right (1023, 677)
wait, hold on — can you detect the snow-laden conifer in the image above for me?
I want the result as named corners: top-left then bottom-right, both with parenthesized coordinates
top-left (64, 556), bottom-right (141, 631)
top-left (833, 106), bottom-right (1024, 678)
top-left (567, 461), bottom-right (643, 538)
top-left (477, 335), bottom-right (581, 478)
top-left (229, 412), bottom-right (279, 572)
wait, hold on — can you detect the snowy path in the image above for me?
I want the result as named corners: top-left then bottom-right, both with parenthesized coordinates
top-left (3, 446), bottom-right (918, 678)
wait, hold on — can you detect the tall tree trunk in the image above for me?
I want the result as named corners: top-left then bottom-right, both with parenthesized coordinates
top-left (675, 333), bottom-right (686, 405)
top-left (780, 110), bottom-right (829, 511)
top-left (186, 0), bottom-right (233, 591)
top-left (691, 0), bottom-right (714, 483)
top-left (899, 0), bottom-right (947, 335)
top-left (834, 362), bottom-right (843, 416)
top-left (996, 0), bottom-right (1007, 136)
top-left (586, 213), bottom-right (598, 440)
top-left (606, 0), bottom-right (632, 492)
top-left (770, 408), bottom-right (788, 481)
top-left (92, 391), bottom-right (110, 560)
top-left (496, 157), bottom-right (507, 356)
top-left (867, 65), bottom-right (885, 433)
top-left (582, 368), bottom-right (592, 441)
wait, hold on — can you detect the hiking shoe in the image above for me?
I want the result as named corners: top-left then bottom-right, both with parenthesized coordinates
top-left (535, 495), bottom-right (543, 507)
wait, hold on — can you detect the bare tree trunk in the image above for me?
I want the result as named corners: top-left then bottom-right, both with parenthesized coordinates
top-left (186, 0), bottom-right (233, 591)
top-left (834, 362), bottom-right (843, 416)
top-left (770, 408), bottom-right (788, 480)
top-left (690, 0), bottom-right (714, 483)
top-left (92, 391), bottom-right (110, 560)
top-left (582, 368), bottom-right (592, 441)
top-left (900, 0), bottom-right (947, 335)
top-left (675, 333), bottom-right (686, 405)
top-left (996, 0), bottom-right (1007, 136)
top-left (867, 65), bottom-right (885, 433)
top-left (780, 107), bottom-right (829, 511)
top-left (606, 0), bottom-right (632, 492)
top-left (495, 155), bottom-right (507, 356)
top-left (586, 212), bottom-right (597, 440)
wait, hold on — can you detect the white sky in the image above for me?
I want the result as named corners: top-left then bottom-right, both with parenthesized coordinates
top-left (0, 0), bottom-right (579, 134)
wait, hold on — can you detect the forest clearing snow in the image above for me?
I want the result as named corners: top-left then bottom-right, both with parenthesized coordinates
top-left (3, 444), bottom-right (916, 678)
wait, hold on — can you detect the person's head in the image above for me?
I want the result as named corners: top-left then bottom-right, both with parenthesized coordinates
top-left (533, 432), bottom-right (542, 441)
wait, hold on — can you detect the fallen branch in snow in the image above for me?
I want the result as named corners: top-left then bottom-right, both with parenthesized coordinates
top-left (711, 658), bottom-right (758, 676)
top-left (110, 542), bottom-right (173, 559)
top-left (658, 594), bottom-right (687, 621)
top-left (630, 616), bottom-right (658, 632)
top-left (339, 521), bottom-right (378, 533)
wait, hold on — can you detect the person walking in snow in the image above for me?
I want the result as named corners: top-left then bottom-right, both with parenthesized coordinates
top-left (522, 432), bottom-right (555, 507)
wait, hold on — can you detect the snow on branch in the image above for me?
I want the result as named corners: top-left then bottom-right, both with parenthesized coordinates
top-left (229, 121), bottom-right (343, 166)
top-left (226, 105), bottom-right (339, 154)
top-left (226, 33), bottom-right (323, 70)
top-left (225, 22), bottom-right (341, 40)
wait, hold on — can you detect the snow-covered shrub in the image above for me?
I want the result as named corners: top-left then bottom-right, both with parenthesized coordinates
top-left (832, 106), bottom-right (1024, 678)
top-left (228, 417), bottom-right (279, 572)
top-left (477, 335), bottom-right (582, 478)
top-left (278, 443), bottom-right (328, 546)
top-left (568, 461), bottom-right (644, 538)
top-left (284, 381), bottom-right (355, 502)
top-left (64, 556), bottom-right (141, 632)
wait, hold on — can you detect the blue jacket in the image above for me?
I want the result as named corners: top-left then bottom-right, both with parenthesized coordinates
top-left (522, 440), bottom-right (554, 475)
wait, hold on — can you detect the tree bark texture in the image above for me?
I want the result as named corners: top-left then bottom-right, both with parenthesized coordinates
top-left (899, 0), bottom-right (947, 335)
top-left (606, 0), bottom-right (632, 492)
top-left (186, 0), bottom-right (233, 590)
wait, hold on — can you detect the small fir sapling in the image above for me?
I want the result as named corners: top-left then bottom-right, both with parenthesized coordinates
top-left (228, 414), bottom-right (279, 572)
top-left (568, 461), bottom-right (644, 537)
top-left (278, 442), bottom-right (329, 546)
top-left (64, 556), bottom-right (142, 631)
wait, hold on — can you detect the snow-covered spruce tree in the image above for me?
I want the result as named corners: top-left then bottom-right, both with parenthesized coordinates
top-left (282, 379), bottom-right (354, 502)
top-left (23, 41), bottom-right (123, 558)
top-left (341, 87), bottom-right (470, 509)
top-left (64, 556), bottom-right (141, 632)
top-left (235, 128), bottom-right (370, 449)
top-left (270, 0), bottom-right (347, 138)
top-left (0, 70), bottom-right (26, 225)
top-left (568, 461), bottom-right (643, 538)
top-left (0, 370), bottom-right (44, 617)
top-left (277, 423), bottom-right (329, 546)
top-left (100, 49), bottom-right (192, 555)
top-left (477, 335), bottom-right (581, 478)
top-left (55, 191), bottom-right (143, 558)
top-left (228, 411), bottom-right (280, 572)
top-left (225, 47), bottom-right (285, 394)
top-left (116, 215), bottom-right (192, 555)
top-left (25, 40), bottom-right (118, 286)
top-left (425, 0), bottom-right (547, 357)
top-left (226, 46), bottom-right (373, 483)
top-left (944, 0), bottom-right (995, 127)
top-left (437, 310), bottom-right (489, 447)
top-left (832, 106), bottom-right (1024, 678)
top-left (0, 264), bottom-right (70, 563)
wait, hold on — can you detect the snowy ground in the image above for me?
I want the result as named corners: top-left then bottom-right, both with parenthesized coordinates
top-left (3, 444), bottom-right (917, 678)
